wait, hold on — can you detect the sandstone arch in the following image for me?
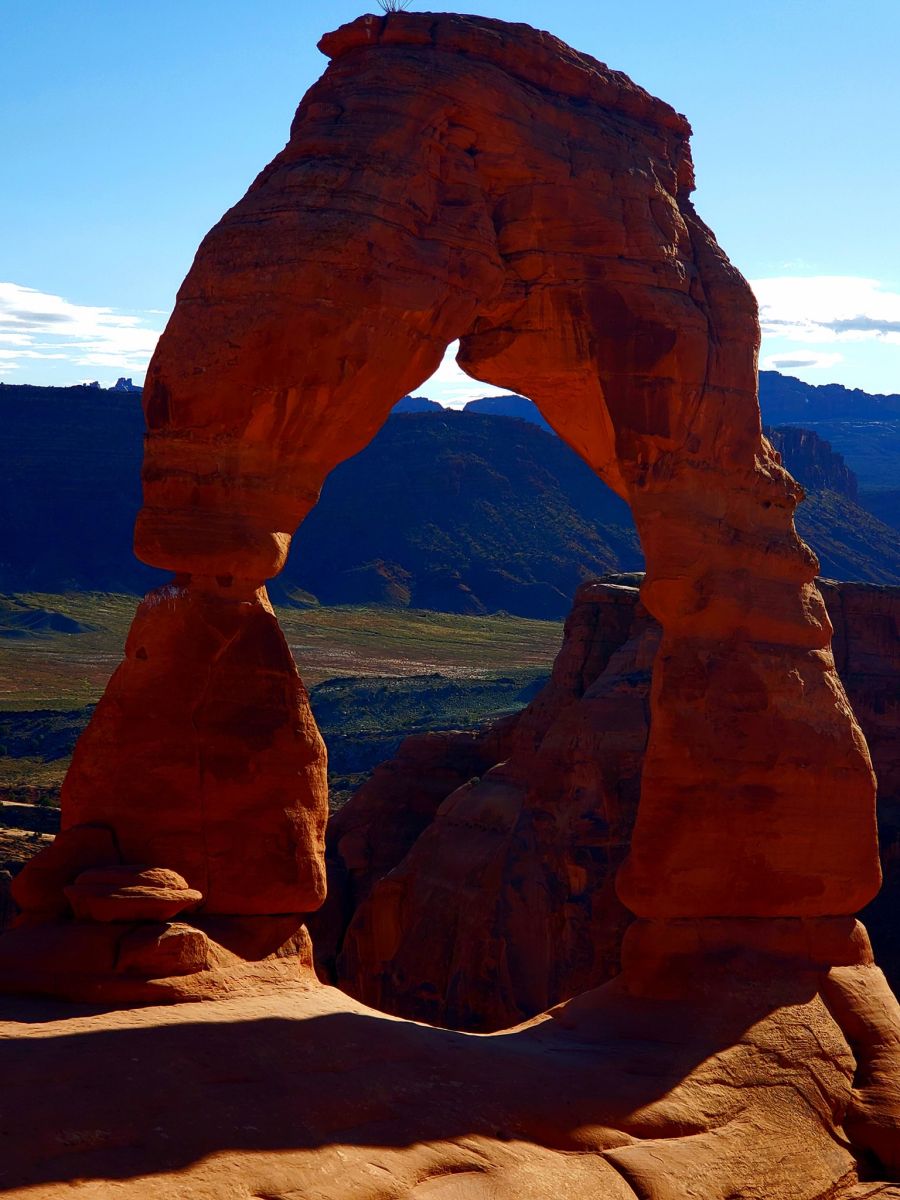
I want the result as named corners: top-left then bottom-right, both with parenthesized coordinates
top-left (2, 12), bottom-right (880, 986)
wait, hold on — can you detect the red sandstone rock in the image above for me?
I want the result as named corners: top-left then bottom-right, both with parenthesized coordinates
top-left (0, 917), bottom-right (316, 1005)
top-left (2, 960), bottom-right (899, 1199)
top-left (330, 581), bottom-right (656, 1030)
top-left (132, 6), bottom-right (875, 926)
top-left (10, 824), bottom-right (119, 918)
top-left (60, 582), bottom-right (327, 917)
top-left (313, 578), bottom-right (644, 987)
top-left (823, 962), bottom-right (900, 1174)
top-left (64, 865), bottom-right (202, 923)
top-left (20, 0), bottom-right (875, 984)
top-left (311, 723), bottom-right (516, 980)
top-left (0, 920), bottom-right (124, 981)
top-left (323, 576), bottom-right (900, 1031)
top-left (115, 922), bottom-right (210, 977)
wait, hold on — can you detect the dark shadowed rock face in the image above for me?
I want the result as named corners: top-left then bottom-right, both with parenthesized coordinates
top-left (311, 579), bottom-right (656, 1030)
top-left (316, 576), bottom-right (900, 1030)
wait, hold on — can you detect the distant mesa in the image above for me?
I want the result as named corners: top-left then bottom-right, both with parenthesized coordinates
top-left (760, 369), bottom-right (900, 422)
top-left (391, 394), bottom-right (442, 413)
top-left (463, 393), bottom-right (553, 432)
top-left (112, 376), bottom-right (141, 393)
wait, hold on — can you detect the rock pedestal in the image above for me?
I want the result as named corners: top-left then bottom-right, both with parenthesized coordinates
top-left (0, 581), bottom-right (327, 1000)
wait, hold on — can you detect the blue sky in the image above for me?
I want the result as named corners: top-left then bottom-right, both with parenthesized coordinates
top-left (3, 0), bottom-right (900, 403)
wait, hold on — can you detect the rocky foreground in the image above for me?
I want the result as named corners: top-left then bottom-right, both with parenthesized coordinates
top-left (3, 956), bottom-right (900, 1200)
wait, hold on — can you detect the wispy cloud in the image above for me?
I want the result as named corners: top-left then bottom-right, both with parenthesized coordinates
top-left (761, 351), bottom-right (845, 372)
top-left (751, 276), bottom-right (900, 345)
top-left (0, 282), bottom-right (161, 378)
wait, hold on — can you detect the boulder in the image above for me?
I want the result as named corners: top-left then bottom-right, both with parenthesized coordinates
top-left (115, 922), bottom-right (211, 977)
top-left (64, 865), bottom-right (202, 923)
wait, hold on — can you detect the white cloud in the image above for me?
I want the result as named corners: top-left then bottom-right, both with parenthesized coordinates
top-left (750, 276), bottom-right (900, 344)
top-left (0, 282), bottom-right (162, 379)
top-left (418, 341), bottom-right (512, 409)
top-left (761, 351), bottom-right (845, 372)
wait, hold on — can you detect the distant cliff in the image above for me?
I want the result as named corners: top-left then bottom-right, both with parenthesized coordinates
top-left (765, 425), bottom-right (857, 498)
top-left (758, 370), bottom-right (900, 423)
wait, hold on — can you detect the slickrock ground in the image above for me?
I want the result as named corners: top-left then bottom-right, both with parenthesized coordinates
top-left (2, 965), bottom-right (900, 1200)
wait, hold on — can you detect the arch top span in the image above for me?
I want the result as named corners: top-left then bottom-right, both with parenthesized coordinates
top-left (317, 11), bottom-right (693, 143)
top-left (68, 12), bottom-right (877, 939)
top-left (137, 9), bottom-right (759, 581)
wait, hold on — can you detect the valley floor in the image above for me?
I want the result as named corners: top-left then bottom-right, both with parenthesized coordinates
top-left (0, 593), bottom-right (564, 832)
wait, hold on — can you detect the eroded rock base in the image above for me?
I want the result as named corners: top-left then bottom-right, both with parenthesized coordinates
top-left (0, 818), bottom-right (318, 1003)
top-left (2, 931), bottom-right (900, 1199)
top-left (0, 913), bottom-right (315, 1005)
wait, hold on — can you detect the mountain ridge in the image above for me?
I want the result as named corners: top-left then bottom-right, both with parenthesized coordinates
top-left (1, 376), bottom-right (898, 616)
